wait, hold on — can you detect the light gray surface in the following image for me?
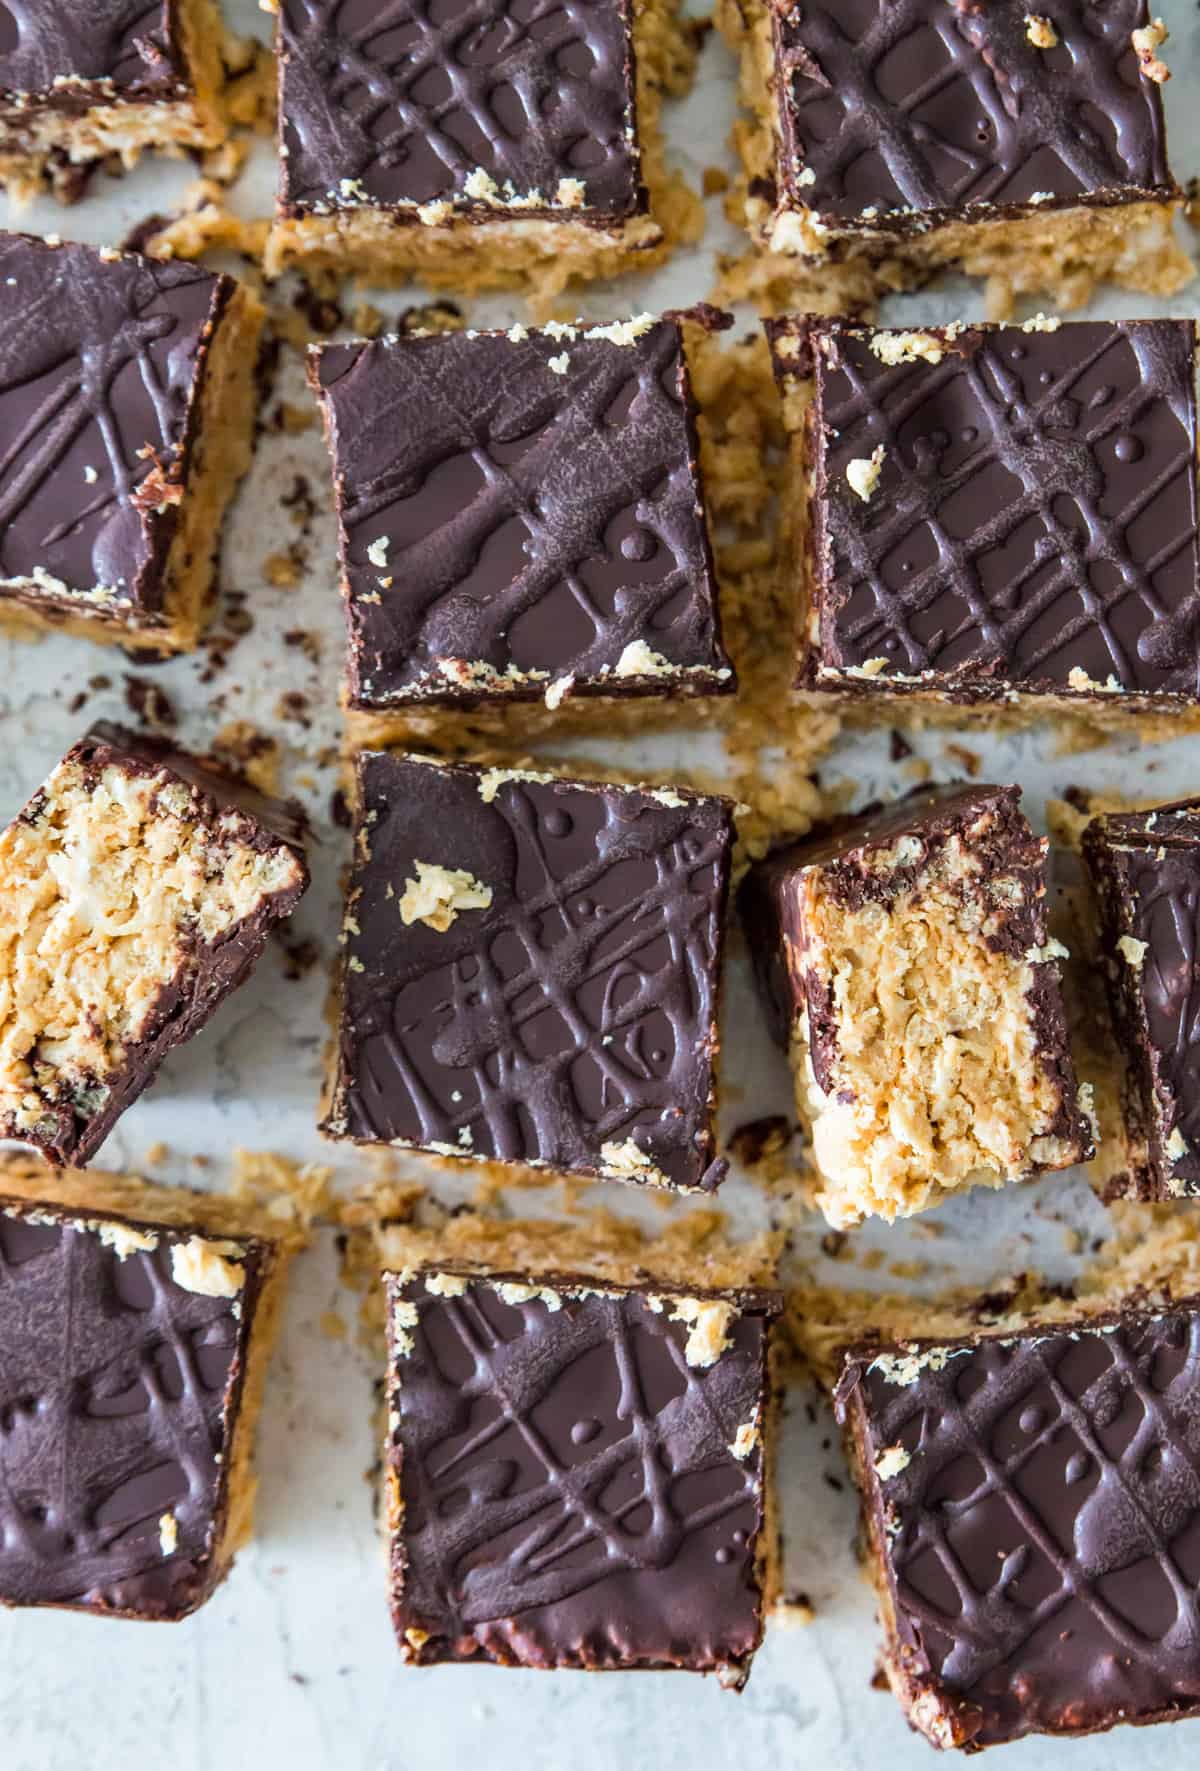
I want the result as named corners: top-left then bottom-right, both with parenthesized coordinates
top-left (3, 3), bottom-right (1200, 1765)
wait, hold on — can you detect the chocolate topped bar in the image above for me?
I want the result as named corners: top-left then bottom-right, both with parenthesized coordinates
top-left (385, 1266), bottom-right (779, 1680)
top-left (310, 317), bottom-right (732, 717)
top-left (770, 317), bottom-right (1200, 708)
top-left (773, 0), bottom-right (1172, 237)
top-left (740, 784), bottom-right (1092, 1225)
top-left (0, 722), bottom-right (308, 1167)
top-left (277, 0), bottom-right (641, 225)
top-left (322, 753), bottom-right (733, 1192)
top-left (1083, 800), bottom-right (1200, 1199)
top-left (0, 234), bottom-right (264, 652)
top-left (0, 0), bottom-right (193, 106)
top-left (837, 1300), bottom-right (1200, 1747)
top-left (0, 1195), bottom-right (271, 1620)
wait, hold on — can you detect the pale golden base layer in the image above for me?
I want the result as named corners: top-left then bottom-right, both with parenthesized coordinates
top-left (0, 0), bottom-right (227, 201)
top-left (714, 0), bottom-right (1194, 317)
top-left (0, 283), bottom-right (263, 655)
top-left (264, 0), bottom-right (704, 301)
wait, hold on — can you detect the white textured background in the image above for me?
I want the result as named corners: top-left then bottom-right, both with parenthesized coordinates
top-left (3, 0), bottom-right (1200, 1763)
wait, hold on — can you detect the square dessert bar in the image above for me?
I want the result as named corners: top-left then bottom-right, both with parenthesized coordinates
top-left (0, 1178), bottom-right (288, 1620)
top-left (837, 1298), bottom-right (1200, 1748)
top-left (309, 316), bottom-right (733, 745)
top-left (739, 784), bottom-right (1092, 1227)
top-left (769, 317), bottom-right (1200, 719)
top-left (384, 1264), bottom-right (780, 1680)
top-left (0, 722), bottom-right (308, 1167)
top-left (1083, 799), bottom-right (1200, 1200)
top-left (322, 752), bottom-right (733, 1192)
top-left (0, 234), bottom-right (264, 654)
top-left (719, 0), bottom-right (1190, 312)
top-left (0, 0), bottom-right (227, 202)
top-left (266, 0), bottom-right (694, 290)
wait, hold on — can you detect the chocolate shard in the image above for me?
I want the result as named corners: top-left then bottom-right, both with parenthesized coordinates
top-left (1083, 798), bottom-right (1200, 1198)
top-left (0, 1197), bottom-right (269, 1620)
top-left (277, 0), bottom-right (642, 223)
top-left (385, 1267), bottom-right (780, 1681)
top-left (773, 0), bottom-right (1174, 232)
top-left (322, 752), bottom-right (733, 1193)
top-left (309, 316), bottom-right (733, 713)
top-left (0, 722), bottom-right (309, 1167)
top-left (771, 317), bottom-right (1200, 706)
top-left (739, 783), bottom-right (1092, 1226)
top-left (837, 1301), bottom-right (1200, 1748)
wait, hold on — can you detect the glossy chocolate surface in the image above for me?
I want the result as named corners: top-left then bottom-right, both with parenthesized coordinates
top-left (386, 1269), bottom-right (774, 1676)
top-left (772, 0), bottom-right (1173, 227)
top-left (839, 1304), bottom-right (1200, 1746)
top-left (0, 235), bottom-right (231, 618)
top-left (776, 318), bottom-right (1200, 701)
top-left (324, 753), bottom-right (732, 1191)
top-left (277, 0), bottom-right (640, 221)
top-left (0, 0), bottom-right (186, 102)
top-left (0, 1200), bottom-right (263, 1619)
top-left (311, 320), bottom-right (730, 709)
top-left (1084, 799), bottom-right (1200, 1197)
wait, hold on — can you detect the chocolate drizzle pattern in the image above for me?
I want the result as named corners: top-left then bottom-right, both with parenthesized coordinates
top-left (0, 236), bottom-right (229, 617)
top-left (840, 1307), bottom-right (1200, 1746)
top-left (386, 1271), bottom-right (771, 1675)
top-left (0, 0), bottom-right (183, 100)
top-left (0, 1204), bottom-right (260, 1619)
top-left (326, 753), bottom-right (733, 1191)
top-left (277, 0), bottom-right (640, 219)
top-left (312, 321), bottom-right (729, 707)
top-left (792, 319), bottom-right (1200, 699)
top-left (1084, 803), bottom-right (1200, 1196)
top-left (773, 0), bottom-right (1172, 226)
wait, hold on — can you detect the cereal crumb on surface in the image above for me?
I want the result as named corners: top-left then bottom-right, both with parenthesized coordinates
top-left (845, 445), bottom-right (885, 502)
top-left (398, 861), bottom-right (492, 932)
top-left (170, 1237), bottom-right (245, 1299)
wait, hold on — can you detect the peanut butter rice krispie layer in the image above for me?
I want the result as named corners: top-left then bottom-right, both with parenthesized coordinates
top-left (308, 314), bottom-right (734, 746)
top-left (768, 316), bottom-right (1200, 723)
top-left (717, 0), bottom-right (1192, 313)
top-left (0, 234), bottom-right (264, 655)
top-left (0, 1169), bottom-right (295, 1621)
top-left (322, 752), bottom-right (733, 1194)
top-left (0, 723), bottom-right (308, 1168)
top-left (383, 1263), bottom-right (781, 1682)
top-left (0, 0), bottom-right (227, 200)
top-left (739, 784), bottom-right (1093, 1228)
top-left (836, 1299), bottom-right (1200, 1748)
top-left (1083, 799), bottom-right (1200, 1202)
top-left (266, 0), bottom-right (699, 291)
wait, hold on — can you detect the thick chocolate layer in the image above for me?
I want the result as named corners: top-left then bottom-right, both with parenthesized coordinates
top-left (0, 0), bottom-right (188, 105)
top-left (386, 1268), bottom-right (776, 1678)
top-left (310, 319), bottom-right (731, 710)
top-left (777, 318), bottom-right (1200, 703)
top-left (4, 722), bottom-right (309, 1167)
top-left (838, 1303), bottom-right (1200, 1747)
top-left (277, 0), bottom-right (641, 222)
top-left (0, 1198), bottom-right (266, 1619)
top-left (1083, 800), bottom-right (1200, 1197)
top-left (772, 0), bottom-right (1174, 232)
top-left (0, 236), bottom-right (234, 623)
top-left (323, 753), bottom-right (733, 1191)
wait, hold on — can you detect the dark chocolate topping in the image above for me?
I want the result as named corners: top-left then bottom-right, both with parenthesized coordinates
top-left (841, 1304), bottom-right (1200, 1746)
top-left (0, 1200), bottom-right (263, 1619)
top-left (0, 0), bottom-right (185, 100)
top-left (277, 0), bottom-right (640, 221)
top-left (0, 236), bottom-right (231, 619)
top-left (773, 0), bottom-right (1173, 226)
top-left (311, 320), bottom-right (731, 708)
top-left (325, 752), bottom-right (732, 1191)
top-left (1084, 801), bottom-right (1200, 1195)
top-left (387, 1270), bottom-right (773, 1675)
top-left (791, 319), bottom-right (1200, 700)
